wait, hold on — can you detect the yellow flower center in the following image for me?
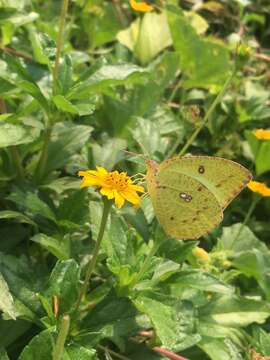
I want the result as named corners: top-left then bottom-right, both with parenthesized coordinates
top-left (105, 171), bottom-right (130, 191)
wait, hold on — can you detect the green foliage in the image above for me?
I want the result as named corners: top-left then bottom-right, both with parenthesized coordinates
top-left (0, 0), bottom-right (270, 359)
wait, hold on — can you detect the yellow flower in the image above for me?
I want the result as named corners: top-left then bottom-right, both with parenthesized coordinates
top-left (130, 0), bottom-right (154, 12)
top-left (78, 166), bottom-right (145, 208)
top-left (247, 181), bottom-right (270, 197)
top-left (192, 246), bottom-right (210, 263)
top-left (254, 129), bottom-right (270, 140)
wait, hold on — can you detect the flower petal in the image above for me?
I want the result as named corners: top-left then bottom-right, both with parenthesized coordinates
top-left (129, 184), bottom-right (145, 193)
top-left (254, 129), bottom-right (270, 140)
top-left (100, 187), bottom-right (114, 199)
top-left (114, 190), bottom-right (125, 208)
top-left (121, 189), bottom-right (141, 206)
top-left (96, 166), bottom-right (108, 176)
top-left (130, 0), bottom-right (153, 12)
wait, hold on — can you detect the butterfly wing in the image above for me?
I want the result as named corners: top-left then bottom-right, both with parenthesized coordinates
top-left (146, 160), bottom-right (223, 239)
top-left (158, 156), bottom-right (252, 210)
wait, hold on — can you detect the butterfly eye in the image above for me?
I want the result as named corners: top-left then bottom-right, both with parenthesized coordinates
top-left (198, 165), bottom-right (205, 174)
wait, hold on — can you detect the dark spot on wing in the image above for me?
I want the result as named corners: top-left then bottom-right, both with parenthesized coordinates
top-left (198, 165), bottom-right (205, 174)
top-left (170, 216), bottom-right (174, 221)
top-left (198, 186), bottom-right (203, 191)
top-left (179, 192), bottom-right (193, 202)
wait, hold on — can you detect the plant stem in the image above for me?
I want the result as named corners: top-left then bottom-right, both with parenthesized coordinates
top-left (178, 72), bottom-right (235, 157)
top-left (53, 0), bottom-right (69, 90)
top-left (75, 199), bottom-right (112, 311)
top-left (34, 126), bottom-right (53, 183)
top-left (234, 196), bottom-right (259, 241)
top-left (53, 315), bottom-right (70, 360)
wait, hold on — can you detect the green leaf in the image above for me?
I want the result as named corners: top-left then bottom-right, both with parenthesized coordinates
top-left (245, 130), bottom-right (270, 175)
top-left (45, 123), bottom-right (93, 174)
top-left (0, 253), bottom-right (44, 320)
top-left (0, 273), bottom-right (16, 319)
top-left (133, 293), bottom-right (200, 351)
top-left (0, 348), bottom-right (9, 360)
top-left (31, 234), bottom-right (69, 260)
top-left (167, 5), bottom-right (231, 87)
top-left (58, 55), bottom-right (73, 95)
top-left (82, 290), bottom-right (143, 349)
top-left (252, 326), bottom-right (270, 356)
top-left (18, 329), bottom-right (55, 360)
top-left (53, 95), bottom-right (78, 114)
top-left (91, 138), bottom-right (127, 170)
top-left (165, 270), bottom-right (234, 295)
top-left (117, 12), bottom-right (172, 65)
top-left (199, 295), bottom-right (270, 327)
top-left (0, 123), bottom-right (40, 148)
top-left (199, 337), bottom-right (244, 360)
top-left (65, 344), bottom-right (97, 360)
top-left (57, 189), bottom-right (88, 226)
top-left (7, 188), bottom-right (57, 223)
top-left (43, 260), bottom-right (80, 314)
top-left (0, 210), bottom-right (36, 227)
top-left (218, 223), bottom-right (268, 255)
top-left (67, 64), bottom-right (148, 100)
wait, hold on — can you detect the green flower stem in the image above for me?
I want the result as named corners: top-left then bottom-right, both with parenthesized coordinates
top-left (76, 199), bottom-right (112, 311)
top-left (34, 126), bottom-right (53, 183)
top-left (53, 314), bottom-right (70, 360)
top-left (178, 71), bottom-right (235, 157)
top-left (53, 0), bottom-right (69, 90)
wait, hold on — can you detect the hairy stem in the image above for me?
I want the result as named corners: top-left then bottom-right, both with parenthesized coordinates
top-left (53, 315), bottom-right (70, 360)
top-left (75, 199), bottom-right (112, 311)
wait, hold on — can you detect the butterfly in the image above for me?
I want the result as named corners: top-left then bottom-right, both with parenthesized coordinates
top-left (145, 156), bottom-right (252, 240)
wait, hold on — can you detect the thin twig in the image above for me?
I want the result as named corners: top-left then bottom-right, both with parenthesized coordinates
top-left (0, 47), bottom-right (33, 61)
top-left (98, 345), bottom-right (131, 360)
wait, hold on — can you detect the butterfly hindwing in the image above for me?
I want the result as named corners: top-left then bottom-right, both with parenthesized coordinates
top-left (146, 156), bottom-right (252, 240)
top-left (146, 161), bottom-right (222, 239)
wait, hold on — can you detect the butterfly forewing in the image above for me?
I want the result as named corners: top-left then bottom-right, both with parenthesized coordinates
top-left (159, 156), bottom-right (252, 210)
